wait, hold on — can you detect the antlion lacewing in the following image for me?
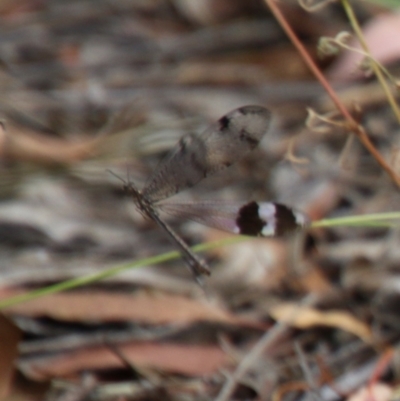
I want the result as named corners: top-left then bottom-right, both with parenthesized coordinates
top-left (122, 106), bottom-right (309, 280)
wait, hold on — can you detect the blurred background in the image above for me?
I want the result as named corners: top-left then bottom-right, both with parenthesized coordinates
top-left (1, 0), bottom-right (400, 400)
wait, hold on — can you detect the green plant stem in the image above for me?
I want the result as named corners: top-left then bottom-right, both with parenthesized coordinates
top-left (312, 212), bottom-right (400, 228)
top-left (2, 211), bottom-right (400, 309)
top-left (0, 236), bottom-right (246, 310)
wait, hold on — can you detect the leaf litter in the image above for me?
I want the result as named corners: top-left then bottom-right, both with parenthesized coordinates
top-left (1, 1), bottom-right (400, 400)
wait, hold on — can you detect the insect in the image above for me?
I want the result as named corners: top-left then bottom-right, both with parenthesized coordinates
top-left (122, 105), bottom-right (309, 281)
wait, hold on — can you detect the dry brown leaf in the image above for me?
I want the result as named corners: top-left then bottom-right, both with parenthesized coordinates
top-left (20, 341), bottom-right (227, 380)
top-left (0, 314), bottom-right (22, 398)
top-left (1, 289), bottom-right (264, 328)
top-left (328, 13), bottom-right (400, 81)
top-left (296, 268), bottom-right (332, 293)
top-left (346, 383), bottom-right (392, 401)
top-left (2, 126), bottom-right (100, 165)
top-left (269, 302), bottom-right (372, 343)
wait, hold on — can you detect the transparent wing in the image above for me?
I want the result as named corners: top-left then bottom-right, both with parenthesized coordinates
top-left (142, 105), bottom-right (271, 202)
top-left (158, 201), bottom-right (245, 234)
top-left (159, 200), bottom-right (309, 237)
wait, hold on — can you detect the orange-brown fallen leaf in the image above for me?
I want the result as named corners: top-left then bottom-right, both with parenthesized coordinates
top-left (269, 302), bottom-right (372, 343)
top-left (1, 288), bottom-right (264, 328)
top-left (1, 126), bottom-right (100, 165)
top-left (20, 341), bottom-right (227, 380)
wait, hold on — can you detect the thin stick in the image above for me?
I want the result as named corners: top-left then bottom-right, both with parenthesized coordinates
top-left (215, 294), bottom-right (317, 401)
